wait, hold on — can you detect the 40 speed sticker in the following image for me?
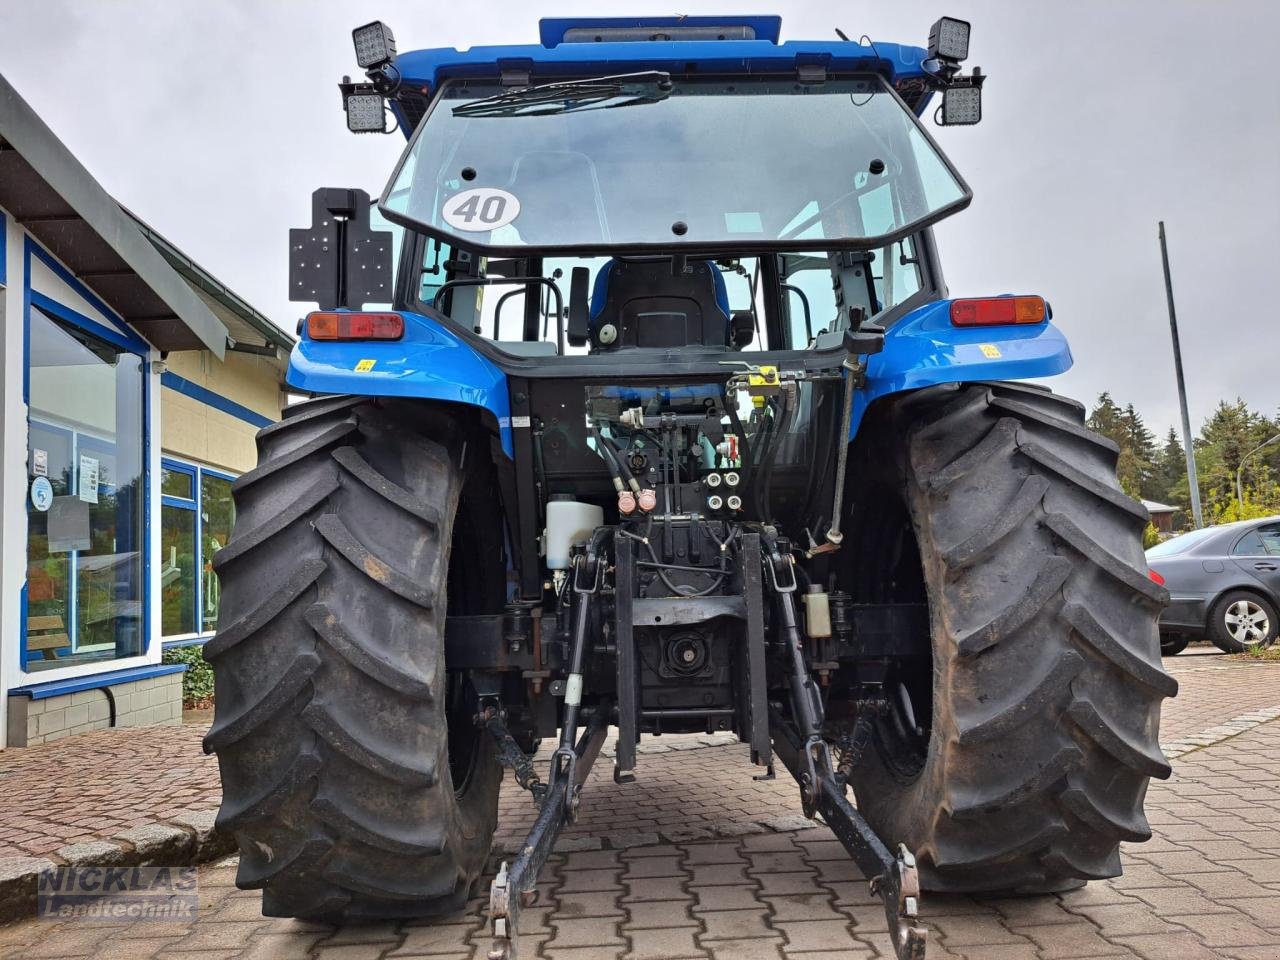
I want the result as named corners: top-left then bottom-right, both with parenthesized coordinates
top-left (442, 187), bottom-right (520, 232)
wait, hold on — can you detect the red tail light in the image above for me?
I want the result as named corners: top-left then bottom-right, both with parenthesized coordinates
top-left (1147, 568), bottom-right (1166, 586)
top-left (306, 311), bottom-right (404, 341)
top-left (951, 296), bottom-right (1047, 327)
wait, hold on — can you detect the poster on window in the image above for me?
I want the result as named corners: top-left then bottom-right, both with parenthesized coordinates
top-left (48, 496), bottom-right (92, 552)
top-left (78, 455), bottom-right (99, 504)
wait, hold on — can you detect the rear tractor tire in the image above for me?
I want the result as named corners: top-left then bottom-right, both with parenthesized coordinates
top-left (203, 396), bottom-right (502, 921)
top-left (843, 381), bottom-right (1178, 894)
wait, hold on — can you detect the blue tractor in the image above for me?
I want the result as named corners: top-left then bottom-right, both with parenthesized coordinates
top-left (205, 17), bottom-right (1176, 959)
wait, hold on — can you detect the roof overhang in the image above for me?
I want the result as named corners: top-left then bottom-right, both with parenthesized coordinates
top-left (0, 71), bottom-right (227, 357)
top-left (127, 210), bottom-right (294, 370)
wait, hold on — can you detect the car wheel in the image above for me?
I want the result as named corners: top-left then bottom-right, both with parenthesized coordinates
top-left (1209, 591), bottom-right (1279, 653)
top-left (1160, 633), bottom-right (1189, 656)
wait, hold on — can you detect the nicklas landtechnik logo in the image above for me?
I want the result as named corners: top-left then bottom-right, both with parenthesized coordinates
top-left (37, 866), bottom-right (199, 921)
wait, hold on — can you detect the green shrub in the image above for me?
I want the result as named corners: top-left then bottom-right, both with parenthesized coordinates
top-left (1213, 495), bottom-right (1277, 524)
top-left (1233, 645), bottom-right (1280, 662)
top-left (1142, 522), bottom-right (1160, 549)
top-left (162, 643), bottom-right (214, 707)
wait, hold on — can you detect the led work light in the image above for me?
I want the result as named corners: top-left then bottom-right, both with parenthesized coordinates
top-left (941, 71), bottom-right (984, 126)
top-left (928, 16), bottom-right (970, 63)
top-left (926, 16), bottom-right (985, 126)
top-left (353, 20), bottom-right (397, 69)
top-left (341, 80), bottom-right (387, 134)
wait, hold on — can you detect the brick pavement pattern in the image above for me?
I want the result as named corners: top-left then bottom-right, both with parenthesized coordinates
top-left (1158, 648), bottom-right (1280, 742)
top-left (0, 723), bottom-right (218, 857)
top-left (5, 644), bottom-right (1280, 959)
top-left (3, 646), bottom-right (1271, 861)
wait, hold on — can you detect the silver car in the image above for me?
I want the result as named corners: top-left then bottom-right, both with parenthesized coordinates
top-left (1146, 516), bottom-right (1280, 655)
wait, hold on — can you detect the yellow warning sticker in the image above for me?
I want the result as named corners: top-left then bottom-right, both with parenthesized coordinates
top-left (979, 344), bottom-right (1002, 359)
top-left (355, 359), bottom-right (376, 372)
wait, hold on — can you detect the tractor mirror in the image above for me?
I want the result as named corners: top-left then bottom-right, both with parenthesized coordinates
top-left (567, 266), bottom-right (591, 347)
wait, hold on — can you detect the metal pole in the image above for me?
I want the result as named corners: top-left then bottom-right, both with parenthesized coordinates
top-left (1237, 433), bottom-right (1280, 509)
top-left (1159, 221), bottom-right (1203, 529)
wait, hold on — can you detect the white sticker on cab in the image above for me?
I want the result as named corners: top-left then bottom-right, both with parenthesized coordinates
top-left (442, 188), bottom-right (521, 232)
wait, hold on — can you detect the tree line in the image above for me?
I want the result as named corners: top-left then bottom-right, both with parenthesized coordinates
top-left (1086, 393), bottom-right (1280, 531)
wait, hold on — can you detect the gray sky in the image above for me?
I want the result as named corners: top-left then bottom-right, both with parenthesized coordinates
top-left (2, 1), bottom-right (1276, 436)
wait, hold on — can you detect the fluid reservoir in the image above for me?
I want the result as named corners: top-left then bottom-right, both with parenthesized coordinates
top-left (803, 585), bottom-right (832, 639)
top-left (544, 496), bottom-right (605, 570)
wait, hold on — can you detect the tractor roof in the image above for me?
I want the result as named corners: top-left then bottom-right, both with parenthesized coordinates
top-left (392, 16), bottom-right (934, 134)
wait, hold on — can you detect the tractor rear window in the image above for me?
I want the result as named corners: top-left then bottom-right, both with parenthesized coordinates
top-left (381, 74), bottom-right (969, 254)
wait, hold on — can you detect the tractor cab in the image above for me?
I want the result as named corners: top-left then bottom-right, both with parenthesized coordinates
top-left (311, 15), bottom-right (984, 365)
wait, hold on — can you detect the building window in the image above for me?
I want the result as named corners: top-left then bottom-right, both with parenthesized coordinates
top-left (200, 472), bottom-right (234, 633)
top-left (161, 460), bottom-right (236, 639)
top-left (25, 307), bottom-right (146, 671)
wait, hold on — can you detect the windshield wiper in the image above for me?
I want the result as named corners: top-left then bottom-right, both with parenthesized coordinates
top-left (452, 71), bottom-right (673, 118)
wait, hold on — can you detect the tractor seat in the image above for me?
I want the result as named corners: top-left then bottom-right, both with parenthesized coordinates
top-left (588, 258), bottom-right (730, 349)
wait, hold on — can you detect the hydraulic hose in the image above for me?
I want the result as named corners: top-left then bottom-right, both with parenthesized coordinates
top-left (757, 385), bottom-right (797, 522)
top-left (597, 426), bottom-right (641, 492)
top-left (745, 401), bottom-right (776, 518)
top-left (592, 424), bottom-right (643, 509)
top-left (722, 385), bottom-right (753, 485)
top-left (591, 424), bottom-right (626, 497)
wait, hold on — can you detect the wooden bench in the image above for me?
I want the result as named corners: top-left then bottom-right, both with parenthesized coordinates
top-left (27, 615), bottom-right (69, 661)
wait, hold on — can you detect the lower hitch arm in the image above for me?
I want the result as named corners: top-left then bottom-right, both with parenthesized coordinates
top-left (772, 713), bottom-right (928, 960)
top-left (487, 707), bottom-right (609, 960)
top-left (489, 548), bottom-right (608, 960)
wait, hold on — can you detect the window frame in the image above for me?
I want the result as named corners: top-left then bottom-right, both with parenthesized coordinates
top-left (159, 456), bottom-right (237, 645)
top-left (378, 71), bottom-right (974, 259)
top-left (1234, 522), bottom-right (1280, 558)
top-left (20, 241), bottom-right (152, 680)
top-left (396, 226), bottom-right (942, 358)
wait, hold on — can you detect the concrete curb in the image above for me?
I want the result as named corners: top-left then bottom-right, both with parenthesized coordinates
top-left (1161, 704), bottom-right (1280, 758)
top-left (0, 807), bottom-right (233, 926)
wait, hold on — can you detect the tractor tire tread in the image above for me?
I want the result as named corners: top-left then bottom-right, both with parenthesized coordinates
top-left (848, 381), bottom-right (1175, 893)
top-left (205, 395), bottom-right (500, 920)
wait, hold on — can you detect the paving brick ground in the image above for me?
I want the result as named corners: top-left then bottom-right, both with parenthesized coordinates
top-left (1158, 646), bottom-right (1280, 742)
top-left (0, 721), bottom-right (218, 857)
top-left (4, 641), bottom-right (1280, 959)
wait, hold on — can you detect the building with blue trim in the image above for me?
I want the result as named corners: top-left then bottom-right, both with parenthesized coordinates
top-left (0, 72), bottom-right (294, 747)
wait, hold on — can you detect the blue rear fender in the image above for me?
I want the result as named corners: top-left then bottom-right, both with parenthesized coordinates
top-left (850, 298), bottom-right (1073, 438)
top-left (288, 311), bottom-right (514, 456)
top-left (286, 298), bottom-right (1070, 456)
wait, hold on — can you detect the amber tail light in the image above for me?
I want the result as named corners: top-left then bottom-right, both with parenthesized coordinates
top-left (306, 311), bottom-right (404, 341)
top-left (951, 296), bottom-right (1047, 327)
